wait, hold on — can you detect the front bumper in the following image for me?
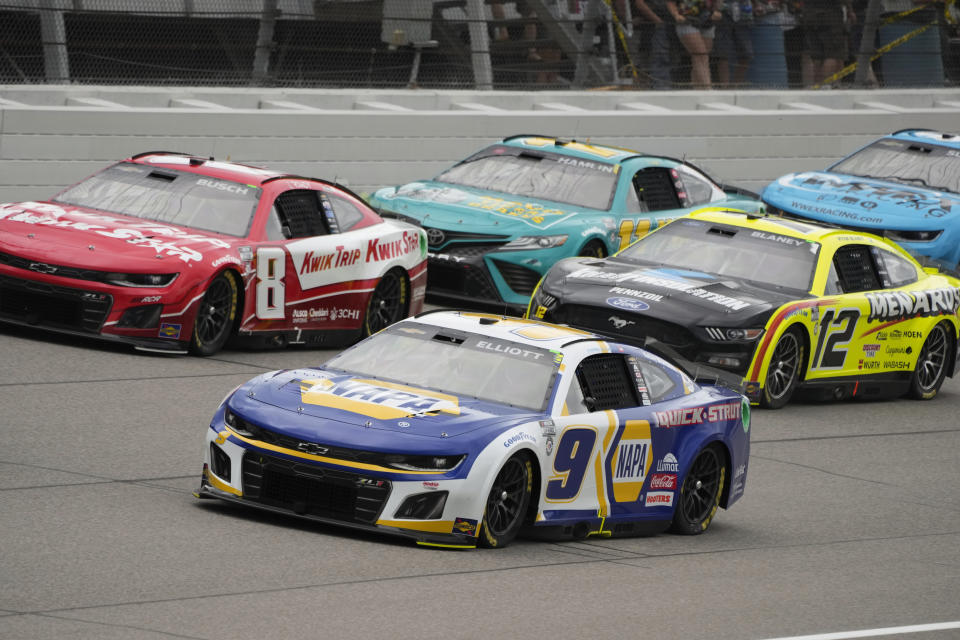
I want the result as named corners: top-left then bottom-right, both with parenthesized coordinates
top-left (0, 270), bottom-right (190, 353)
top-left (200, 425), bottom-right (483, 549)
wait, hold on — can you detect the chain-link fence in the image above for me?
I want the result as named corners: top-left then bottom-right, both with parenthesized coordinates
top-left (1, 0), bottom-right (958, 89)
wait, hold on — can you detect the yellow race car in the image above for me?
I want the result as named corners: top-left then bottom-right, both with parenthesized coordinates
top-left (527, 208), bottom-right (960, 408)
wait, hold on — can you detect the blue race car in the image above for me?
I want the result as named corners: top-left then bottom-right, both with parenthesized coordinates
top-left (197, 311), bottom-right (750, 548)
top-left (369, 135), bottom-right (760, 310)
top-left (762, 129), bottom-right (960, 269)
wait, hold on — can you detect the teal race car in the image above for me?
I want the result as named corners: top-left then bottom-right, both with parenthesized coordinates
top-left (369, 135), bottom-right (761, 310)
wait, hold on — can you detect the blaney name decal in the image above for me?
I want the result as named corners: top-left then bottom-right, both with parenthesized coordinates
top-left (299, 377), bottom-right (459, 419)
top-left (866, 287), bottom-right (960, 322)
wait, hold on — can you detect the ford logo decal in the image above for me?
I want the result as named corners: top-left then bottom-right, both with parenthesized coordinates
top-left (606, 297), bottom-right (649, 312)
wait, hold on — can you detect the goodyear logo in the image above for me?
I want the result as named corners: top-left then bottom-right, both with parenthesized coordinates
top-left (300, 378), bottom-right (460, 419)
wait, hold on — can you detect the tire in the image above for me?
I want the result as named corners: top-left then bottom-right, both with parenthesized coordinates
top-left (363, 269), bottom-right (409, 337)
top-left (669, 444), bottom-right (726, 535)
top-left (578, 240), bottom-right (607, 259)
top-left (760, 328), bottom-right (805, 409)
top-left (907, 322), bottom-right (952, 400)
top-left (478, 454), bottom-right (533, 549)
top-left (189, 271), bottom-right (238, 356)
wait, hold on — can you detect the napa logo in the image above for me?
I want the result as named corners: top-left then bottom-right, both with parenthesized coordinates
top-left (606, 297), bottom-right (650, 312)
top-left (299, 377), bottom-right (460, 419)
top-left (608, 420), bottom-right (652, 503)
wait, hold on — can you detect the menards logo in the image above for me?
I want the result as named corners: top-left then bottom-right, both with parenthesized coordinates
top-left (866, 288), bottom-right (960, 322)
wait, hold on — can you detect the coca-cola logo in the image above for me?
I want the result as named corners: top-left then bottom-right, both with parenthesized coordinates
top-left (648, 473), bottom-right (677, 490)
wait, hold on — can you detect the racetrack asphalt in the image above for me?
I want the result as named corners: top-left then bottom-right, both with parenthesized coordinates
top-left (1, 317), bottom-right (958, 640)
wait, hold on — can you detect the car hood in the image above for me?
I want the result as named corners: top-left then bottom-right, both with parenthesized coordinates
top-left (762, 171), bottom-right (960, 230)
top-left (230, 368), bottom-right (540, 450)
top-left (371, 180), bottom-right (595, 234)
top-left (544, 257), bottom-right (798, 326)
top-left (0, 200), bottom-right (240, 270)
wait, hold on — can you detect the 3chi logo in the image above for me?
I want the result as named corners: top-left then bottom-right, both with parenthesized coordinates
top-left (426, 228), bottom-right (446, 247)
top-left (297, 442), bottom-right (329, 456)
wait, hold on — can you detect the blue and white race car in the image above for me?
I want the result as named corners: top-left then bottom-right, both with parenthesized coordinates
top-left (197, 311), bottom-right (751, 548)
top-left (762, 129), bottom-right (960, 269)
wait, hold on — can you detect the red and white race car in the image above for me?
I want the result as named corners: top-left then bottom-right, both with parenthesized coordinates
top-left (0, 152), bottom-right (427, 355)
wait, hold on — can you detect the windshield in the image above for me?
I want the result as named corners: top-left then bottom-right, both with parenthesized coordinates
top-left (830, 138), bottom-right (960, 195)
top-left (435, 146), bottom-right (619, 210)
top-left (325, 322), bottom-right (559, 412)
top-left (618, 219), bottom-right (819, 292)
top-left (53, 162), bottom-right (260, 236)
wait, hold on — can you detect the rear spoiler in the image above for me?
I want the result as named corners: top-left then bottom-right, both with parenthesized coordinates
top-left (641, 337), bottom-right (747, 395)
top-left (720, 184), bottom-right (760, 200)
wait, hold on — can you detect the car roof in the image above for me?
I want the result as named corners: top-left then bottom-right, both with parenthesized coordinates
top-left (889, 129), bottom-right (960, 150)
top-left (127, 152), bottom-right (368, 201)
top-left (687, 207), bottom-right (892, 246)
top-left (500, 135), bottom-right (644, 164)
top-left (411, 310), bottom-right (612, 353)
top-left (129, 152), bottom-right (283, 185)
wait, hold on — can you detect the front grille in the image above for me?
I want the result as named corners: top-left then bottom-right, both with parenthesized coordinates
top-left (552, 304), bottom-right (698, 353)
top-left (231, 413), bottom-right (380, 465)
top-left (0, 250), bottom-right (114, 284)
top-left (491, 259), bottom-right (540, 295)
top-left (241, 452), bottom-right (390, 524)
top-left (427, 260), bottom-right (500, 301)
top-left (425, 227), bottom-right (509, 251)
top-left (0, 274), bottom-right (112, 332)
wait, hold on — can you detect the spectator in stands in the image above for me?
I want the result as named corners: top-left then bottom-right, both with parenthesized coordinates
top-left (803, 0), bottom-right (856, 86)
top-left (635, 0), bottom-right (677, 88)
top-left (667, 0), bottom-right (723, 88)
top-left (714, 1), bottom-right (754, 87)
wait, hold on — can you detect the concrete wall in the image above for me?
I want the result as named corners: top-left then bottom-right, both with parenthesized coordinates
top-left (2, 85), bottom-right (960, 203)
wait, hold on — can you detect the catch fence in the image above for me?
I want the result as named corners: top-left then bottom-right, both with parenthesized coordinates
top-left (1, 0), bottom-right (958, 90)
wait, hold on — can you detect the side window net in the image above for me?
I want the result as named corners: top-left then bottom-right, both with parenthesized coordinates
top-left (633, 167), bottom-right (682, 212)
top-left (833, 245), bottom-right (881, 293)
top-left (575, 354), bottom-right (639, 411)
top-left (274, 190), bottom-right (327, 239)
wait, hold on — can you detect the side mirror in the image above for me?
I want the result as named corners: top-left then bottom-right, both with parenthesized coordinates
top-left (583, 396), bottom-right (598, 412)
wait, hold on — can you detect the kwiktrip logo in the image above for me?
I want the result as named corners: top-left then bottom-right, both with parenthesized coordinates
top-left (866, 287), bottom-right (960, 322)
top-left (299, 378), bottom-right (460, 419)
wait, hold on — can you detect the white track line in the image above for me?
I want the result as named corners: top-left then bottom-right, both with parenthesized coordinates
top-left (763, 621), bottom-right (960, 640)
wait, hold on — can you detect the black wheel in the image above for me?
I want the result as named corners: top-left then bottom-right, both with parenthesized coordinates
top-left (578, 240), bottom-right (607, 258)
top-left (761, 328), bottom-right (805, 409)
top-left (669, 445), bottom-right (725, 535)
top-left (908, 322), bottom-right (951, 400)
top-left (190, 271), bottom-right (238, 356)
top-left (478, 454), bottom-right (533, 548)
top-left (364, 269), bottom-right (408, 337)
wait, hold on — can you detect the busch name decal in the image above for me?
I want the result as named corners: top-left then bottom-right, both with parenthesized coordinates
top-left (866, 288), bottom-right (960, 322)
